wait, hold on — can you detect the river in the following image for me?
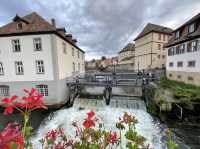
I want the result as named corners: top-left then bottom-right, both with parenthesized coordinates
top-left (0, 86), bottom-right (200, 148)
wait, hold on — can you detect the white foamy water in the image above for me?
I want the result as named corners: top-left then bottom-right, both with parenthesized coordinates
top-left (32, 98), bottom-right (165, 149)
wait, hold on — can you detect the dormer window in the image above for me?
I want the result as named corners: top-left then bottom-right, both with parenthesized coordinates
top-left (188, 23), bottom-right (195, 33)
top-left (17, 22), bottom-right (23, 30)
top-left (175, 30), bottom-right (180, 39)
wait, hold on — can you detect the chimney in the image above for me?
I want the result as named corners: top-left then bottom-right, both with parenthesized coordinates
top-left (65, 34), bottom-right (73, 41)
top-left (72, 39), bottom-right (77, 44)
top-left (51, 18), bottom-right (56, 27)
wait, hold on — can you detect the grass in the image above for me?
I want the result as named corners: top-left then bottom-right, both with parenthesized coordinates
top-left (159, 77), bottom-right (200, 102)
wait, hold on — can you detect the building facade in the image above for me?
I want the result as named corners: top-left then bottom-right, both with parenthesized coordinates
top-left (118, 43), bottom-right (135, 65)
top-left (134, 23), bottom-right (173, 70)
top-left (0, 12), bottom-right (85, 104)
top-left (166, 13), bottom-right (200, 86)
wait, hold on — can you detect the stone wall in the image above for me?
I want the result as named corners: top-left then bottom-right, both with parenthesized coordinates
top-left (167, 70), bottom-right (200, 86)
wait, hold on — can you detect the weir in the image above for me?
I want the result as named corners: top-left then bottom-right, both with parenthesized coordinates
top-left (31, 72), bottom-right (165, 149)
top-left (67, 72), bottom-right (155, 105)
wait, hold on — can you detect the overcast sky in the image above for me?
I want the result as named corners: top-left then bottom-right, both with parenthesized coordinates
top-left (0, 0), bottom-right (200, 60)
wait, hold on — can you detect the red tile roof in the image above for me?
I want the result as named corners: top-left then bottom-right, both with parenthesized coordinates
top-left (0, 12), bottom-right (84, 53)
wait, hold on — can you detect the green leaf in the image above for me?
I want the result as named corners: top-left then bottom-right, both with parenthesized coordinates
top-left (10, 142), bottom-right (18, 149)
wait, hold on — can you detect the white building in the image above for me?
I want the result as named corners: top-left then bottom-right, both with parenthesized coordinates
top-left (0, 12), bottom-right (85, 104)
top-left (166, 13), bottom-right (200, 86)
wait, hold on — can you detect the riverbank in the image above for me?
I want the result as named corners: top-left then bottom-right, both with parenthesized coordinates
top-left (144, 78), bottom-right (200, 148)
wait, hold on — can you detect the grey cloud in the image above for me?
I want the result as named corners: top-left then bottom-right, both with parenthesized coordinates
top-left (0, 0), bottom-right (200, 59)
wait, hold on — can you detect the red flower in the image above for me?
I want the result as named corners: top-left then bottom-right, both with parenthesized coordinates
top-left (46, 129), bottom-right (58, 140)
top-left (87, 111), bottom-right (95, 119)
top-left (83, 118), bottom-right (95, 128)
top-left (108, 132), bottom-right (118, 145)
top-left (2, 88), bottom-right (47, 115)
top-left (3, 106), bottom-right (14, 115)
top-left (0, 123), bottom-right (24, 149)
top-left (2, 96), bottom-right (18, 103)
top-left (83, 111), bottom-right (96, 128)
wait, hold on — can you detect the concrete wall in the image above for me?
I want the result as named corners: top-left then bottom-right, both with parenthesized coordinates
top-left (167, 71), bottom-right (200, 86)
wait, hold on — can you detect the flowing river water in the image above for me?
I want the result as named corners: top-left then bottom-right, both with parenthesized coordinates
top-left (0, 86), bottom-right (200, 148)
top-left (31, 87), bottom-right (165, 148)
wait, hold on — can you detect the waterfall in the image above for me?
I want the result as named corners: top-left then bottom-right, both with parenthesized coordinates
top-left (32, 87), bottom-right (165, 148)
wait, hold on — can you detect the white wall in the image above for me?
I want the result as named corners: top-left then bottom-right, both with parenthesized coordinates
top-left (55, 35), bottom-right (85, 79)
top-left (167, 38), bottom-right (200, 73)
top-left (0, 34), bottom-right (54, 82)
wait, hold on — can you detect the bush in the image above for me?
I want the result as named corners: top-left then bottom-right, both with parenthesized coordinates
top-left (159, 77), bottom-right (200, 102)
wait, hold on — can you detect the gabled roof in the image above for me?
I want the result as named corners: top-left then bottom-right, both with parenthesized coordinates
top-left (134, 23), bottom-right (173, 41)
top-left (119, 43), bottom-right (135, 54)
top-left (173, 13), bottom-right (200, 32)
top-left (0, 12), bottom-right (84, 53)
top-left (165, 13), bottom-right (200, 48)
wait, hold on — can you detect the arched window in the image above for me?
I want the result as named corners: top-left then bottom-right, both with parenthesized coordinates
top-left (0, 85), bottom-right (9, 96)
top-left (36, 85), bottom-right (48, 96)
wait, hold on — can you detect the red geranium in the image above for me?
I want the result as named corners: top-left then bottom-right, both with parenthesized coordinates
top-left (83, 118), bottom-right (95, 128)
top-left (0, 123), bottom-right (24, 149)
top-left (2, 88), bottom-right (47, 115)
top-left (83, 111), bottom-right (96, 128)
top-left (108, 132), bottom-right (118, 145)
top-left (87, 111), bottom-right (95, 119)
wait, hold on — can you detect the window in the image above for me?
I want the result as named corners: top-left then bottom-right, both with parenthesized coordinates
top-left (17, 22), bottom-right (23, 30)
top-left (168, 47), bottom-right (176, 56)
top-left (163, 34), bottom-right (166, 41)
top-left (62, 42), bottom-right (67, 54)
top-left (15, 61), bottom-right (23, 75)
top-left (158, 33), bottom-right (161, 40)
top-left (0, 85), bottom-right (9, 96)
top-left (78, 63), bottom-right (80, 72)
top-left (36, 60), bottom-right (45, 74)
top-left (192, 40), bottom-right (198, 51)
top-left (73, 62), bottom-right (75, 72)
top-left (82, 53), bottom-right (84, 60)
top-left (188, 76), bottom-right (193, 81)
top-left (187, 41), bottom-right (198, 52)
top-left (72, 48), bottom-right (75, 56)
top-left (177, 61), bottom-right (183, 67)
top-left (12, 39), bottom-right (21, 52)
top-left (169, 62), bottom-right (173, 67)
top-left (33, 38), bottom-right (42, 51)
top-left (176, 46), bottom-right (180, 54)
top-left (188, 23), bottom-right (195, 33)
top-left (0, 62), bottom-right (4, 75)
top-left (158, 44), bottom-right (161, 50)
top-left (177, 75), bottom-right (181, 79)
top-left (179, 44), bottom-right (185, 54)
top-left (188, 61), bottom-right (196, 67)
top-left (175, 30), bottom-right (180, 39)
top-left (168, 35), bottom-right (170, 41)
top-left (36, 85), bottom-right (48, 96)
top-left (162, 55), bottom-right (165, 59)
top-left (168, 48), bottom-right (172, 56)
top-left (77, 50), bottom-right (80, 58)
